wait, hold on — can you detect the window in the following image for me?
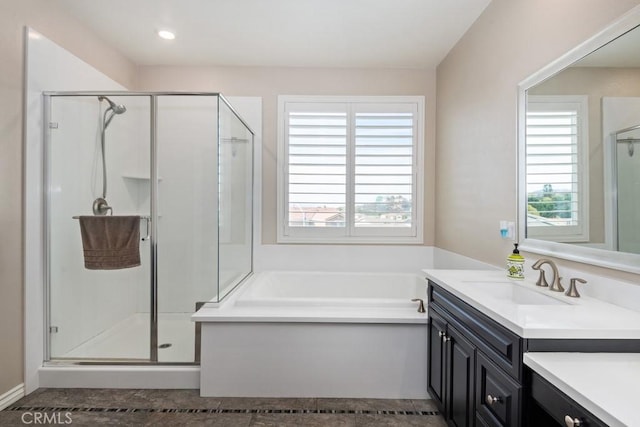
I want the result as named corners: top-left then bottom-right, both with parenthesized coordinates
top-left (526, 95), bottom-right (589, 242)
top-left (277, 96), bottom-right (424, 243)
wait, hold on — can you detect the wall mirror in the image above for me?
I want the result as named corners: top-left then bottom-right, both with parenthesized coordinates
top-left (518, 6), bottom-right (640, 274)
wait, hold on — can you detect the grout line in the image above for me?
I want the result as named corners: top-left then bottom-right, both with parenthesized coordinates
top-left (6, 405), bottom-right (440, 416)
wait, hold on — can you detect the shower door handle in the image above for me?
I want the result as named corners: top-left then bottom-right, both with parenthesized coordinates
top-left (141, 217), bottom-right (151, 241)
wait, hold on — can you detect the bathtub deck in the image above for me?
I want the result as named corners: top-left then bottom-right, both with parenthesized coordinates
top-left (193, 304), bottom-right (428, 323)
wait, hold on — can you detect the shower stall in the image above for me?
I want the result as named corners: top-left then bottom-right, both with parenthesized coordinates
top-left (43, 92), bottom-right (254, 363)
top-left (603, 97), bottom-right (640, 255)
top-left (613, 124), bottom-right (640, 254)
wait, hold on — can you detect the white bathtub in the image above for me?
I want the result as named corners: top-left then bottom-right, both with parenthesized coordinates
top-left (234, 271), bottom-right (426, 308)
top-left (195, 271), bottom-right (429, 399)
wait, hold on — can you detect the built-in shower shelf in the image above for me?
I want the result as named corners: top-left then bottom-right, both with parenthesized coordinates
top-left (122, 173), bottom-right (163, 181)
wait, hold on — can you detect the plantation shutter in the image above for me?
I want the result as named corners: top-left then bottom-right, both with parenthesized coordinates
top-left (285, 103), bottom-right (347, 230)
top-left (353, 104), bottom-right (416, 232)
top-left (278, 96), bottom-right (424, 243)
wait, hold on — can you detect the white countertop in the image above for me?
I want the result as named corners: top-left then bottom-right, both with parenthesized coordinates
top-left (423, 269), bottom-right (640, 339)
top-left (524, 352), bottom-right (640, 427)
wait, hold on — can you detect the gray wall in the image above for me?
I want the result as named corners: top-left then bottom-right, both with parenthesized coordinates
top-left (137, 66), bottom-right (437, 245)
top-left (435, 0), bottom-right (640, 280)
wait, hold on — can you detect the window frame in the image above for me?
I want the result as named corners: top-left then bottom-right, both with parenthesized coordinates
top-left (525, 94), bottom-right (589, 242)
top-left (277, 95), bottom-right (425, 244)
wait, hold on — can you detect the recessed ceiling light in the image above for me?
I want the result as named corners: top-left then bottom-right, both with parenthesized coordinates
top-left (157, 30), bottom-right (176, 40)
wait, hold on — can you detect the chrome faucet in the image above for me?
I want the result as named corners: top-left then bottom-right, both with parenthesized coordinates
top-left (531, 258), bottom-right (564, 292)
top-left (411, 298), bottom-right (426, 313)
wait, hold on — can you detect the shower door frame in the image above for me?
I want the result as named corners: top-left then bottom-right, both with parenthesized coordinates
top-left (42, 91), bottom-right (255, 365)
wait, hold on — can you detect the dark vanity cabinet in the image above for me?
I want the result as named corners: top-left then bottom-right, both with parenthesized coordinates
top-left (428, 309), bottom-right (475, 427)
top-left (427, 281), bottom-right (627, 427)
top-left (528, 371), bottom-right (607, 427)
top-left (428, 281), bottom-right (523, 427)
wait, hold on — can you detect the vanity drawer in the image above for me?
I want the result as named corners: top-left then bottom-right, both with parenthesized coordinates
top-left (530, 371), bottom-right (607, 427)
top-left (429, 282), bottom-right (522, 381)
top-left (476, 351), bottom-right (522, 427)
top-left (476, 413), bottom-right (491, 427)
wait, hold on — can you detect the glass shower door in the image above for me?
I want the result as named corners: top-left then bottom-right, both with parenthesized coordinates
top-left (616, 140), bottom-right (640, 254)
top-left (218, 98), bottom-right (254, 301)
top-left (155, 95), bottom-right (220, 363)
top-left (47, 94), bottom-right (152, 361)
top-left (46, 92), bottom-right (254, 364)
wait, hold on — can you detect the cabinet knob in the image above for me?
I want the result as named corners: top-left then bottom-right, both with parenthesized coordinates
top-left (485, 394), bottom-right (501, 406)
top-left (443, 335), bottom-right (451, 342)
top-left (564, 415), bottom-right (581, 427)
top-left (438, 330), bottom-right (445, 338)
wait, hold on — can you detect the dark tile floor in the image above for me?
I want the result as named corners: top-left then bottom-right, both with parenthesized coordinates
top-left (1, 389), bottom-right (446, 426)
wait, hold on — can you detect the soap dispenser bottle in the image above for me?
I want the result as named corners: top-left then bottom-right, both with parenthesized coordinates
top-left (507, 243), bottom-right (525, 280)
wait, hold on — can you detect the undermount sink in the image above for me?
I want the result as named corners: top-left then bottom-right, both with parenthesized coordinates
top-left (463, 281), bottom-right (568, 305)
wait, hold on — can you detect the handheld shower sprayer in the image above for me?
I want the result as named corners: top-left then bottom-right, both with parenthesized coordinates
top-left (98, 96), bottom-right (127, 114)
top-left (94, 96), bottom-right (127, 214)
top-left (99, 96), bottom-right (127, 129)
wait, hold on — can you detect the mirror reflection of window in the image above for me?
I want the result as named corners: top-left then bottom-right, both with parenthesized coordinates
top-left (526, 95), bottom-right (589, 242)
top-left (519, 19), bottom-right (640, 271)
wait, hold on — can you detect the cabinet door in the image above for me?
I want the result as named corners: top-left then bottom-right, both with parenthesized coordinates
top-left (428, 310), bottom-right (447, 407)
top-left (446, 325), bottom-right (476, 427)
top-left (476, 351), bottom-right (522, 427)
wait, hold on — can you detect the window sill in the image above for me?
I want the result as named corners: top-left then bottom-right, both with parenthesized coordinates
top-left (276, 235), bottom-right (424, 245)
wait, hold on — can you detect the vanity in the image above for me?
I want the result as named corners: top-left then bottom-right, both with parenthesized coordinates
top-left (424, 269), bottom-right (640, 427)
top-left (445, 3), bottom-right (640, 426)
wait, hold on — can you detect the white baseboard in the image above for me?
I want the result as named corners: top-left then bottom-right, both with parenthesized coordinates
top-left (0, 383), bottom-right (25, 410)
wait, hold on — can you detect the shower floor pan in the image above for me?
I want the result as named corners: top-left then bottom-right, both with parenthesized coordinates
top-left (57, 313), bottom-right (195, 363)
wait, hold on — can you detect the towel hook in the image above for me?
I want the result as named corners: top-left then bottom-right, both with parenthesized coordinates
top-left (141, 217), bottom-right (151, 241)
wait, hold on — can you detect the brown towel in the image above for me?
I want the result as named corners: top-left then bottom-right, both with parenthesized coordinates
top-left (79, 216), bottom-right (141, 270)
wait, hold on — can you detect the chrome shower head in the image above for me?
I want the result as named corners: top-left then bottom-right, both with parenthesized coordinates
top-left (98, 96), bottom-right (126, 114)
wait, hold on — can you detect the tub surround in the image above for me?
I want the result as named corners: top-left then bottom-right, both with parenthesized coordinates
top-left (423, 269), bottom-right (640, 339)
top-left (524, 352), bottom-right (640, 427)
top-left (195, 271), bottom-right (429, 398)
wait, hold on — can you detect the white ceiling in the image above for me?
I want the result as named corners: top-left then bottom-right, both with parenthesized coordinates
top-left (57, 0), bottom-right (491, 69)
